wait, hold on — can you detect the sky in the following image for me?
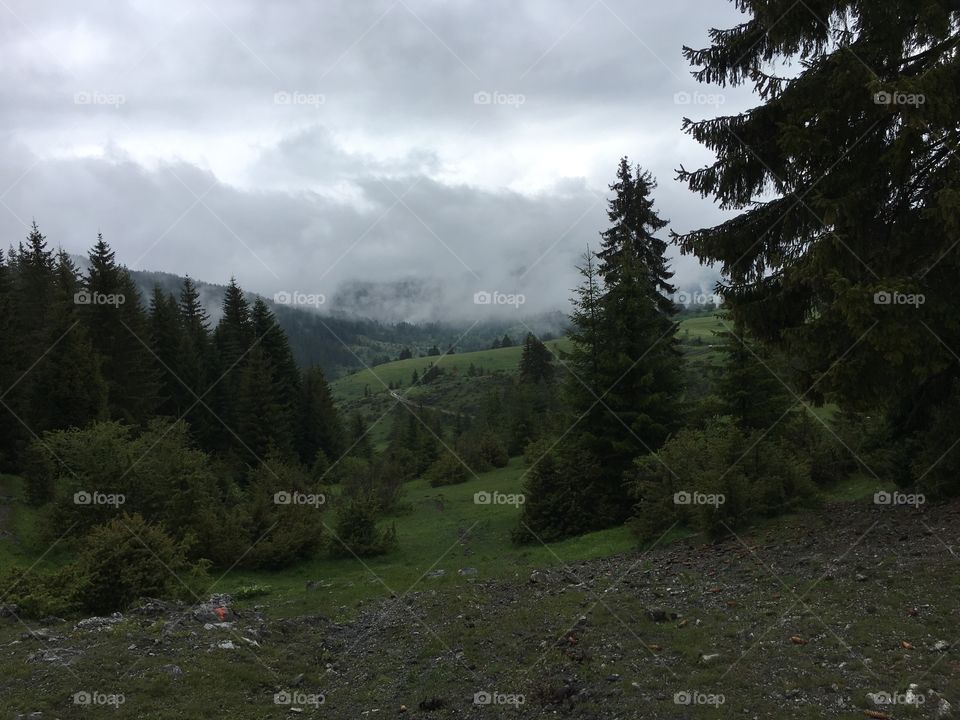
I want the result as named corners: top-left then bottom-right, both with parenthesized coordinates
top-left (0, 0), bottom-right (756, 321)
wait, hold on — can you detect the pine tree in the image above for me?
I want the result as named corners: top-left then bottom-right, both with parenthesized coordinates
top-left (597, 158), bottom-right (675, 314)
top-left (676, 1), bottom-right (960, 491)
top-left (27, 249), bottom-right (108, 433)
top-left (235, 346), bottom-right (285, 463)
top-left (299, 366), bottom-right (344, 466)
top-left (251, 298), bottom-right (300, 454)
top-left (149, 286), bottom-right (186, 418)
top-left (212, 278), bottom-right (253, 449)
top-left (500, 334), bottom-right (513, 348)
top-left (519, 333), bottom-right (554, 384)
top-left (81, 234), bottom-right (159, 423)
top-left (0, 248), bottom-right (13, 467)
top-left (716, 318), bottom-right (792, 431)
top-left (177, 277), bottom-right (216, 446)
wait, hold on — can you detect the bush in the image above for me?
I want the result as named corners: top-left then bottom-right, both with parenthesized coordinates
top-left (630, 417), bottom-right (819, 541)
top-left (426, 451), bottom-right (468, 487)
top-left (330, 494), bottom-right (397, 558)
top-left (912, 382), bottom-right (960, 498)
top-left (73, 513), bottom-right (209, 615)
top-left (34, 420), bottom-right (223, 551)
top-left (0, 566), bottom-right (79, 618)
top-left (513, 446), bottom-right (604, 544)
top-left (336, 456), bottom-right (405, 512)
top-left (225, 455), bottom-right (327, 570)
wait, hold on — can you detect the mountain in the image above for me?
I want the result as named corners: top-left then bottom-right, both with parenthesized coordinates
top-left (120, 266), bottom-right (569, 378)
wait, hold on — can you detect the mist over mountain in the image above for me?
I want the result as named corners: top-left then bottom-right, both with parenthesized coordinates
top-left (117, 263), bottom-right (571, 376)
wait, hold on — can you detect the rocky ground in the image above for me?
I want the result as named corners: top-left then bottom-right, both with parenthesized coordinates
top-left (2, 497), bottom-right (958, 719)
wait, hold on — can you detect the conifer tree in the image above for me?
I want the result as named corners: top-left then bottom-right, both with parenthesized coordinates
top-left (299, 365), bottom-right (344, 466)
top-left (676, 1), bottom-right (960, 491)
top-left (81, 234), bottom-right (159, 423)
top-left (519, 333), bottom-right (554, 384)
top-left (716, 319), bottom-right (792, 432)
top-left (149, 286), bottom-right (186, 417)
top-left (598, 158), bottom-right (675, 314)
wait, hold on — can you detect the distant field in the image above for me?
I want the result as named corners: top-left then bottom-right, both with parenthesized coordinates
top-left (332, 315), bottom-right (734, 402)
top-left (332, 338), bottom-right (571, 401)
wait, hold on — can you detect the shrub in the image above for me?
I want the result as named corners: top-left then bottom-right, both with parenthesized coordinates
top-left (0, 566), bottom-right (79, 618)
top-left (72, 513), bottom-right (209, 615)
top-left (912, 382), bottom-right (960, 498)
top-left (426, 451), bottom-right (468, 487)
top-left (228, 455), bottom-right (327, 570)
top-left (630, 417), bottom-right (818, 541)
top-left (336, 456), bottom-right (405, 513)
top-left (330, 494), bottom-right (397, 558)
top-left (513, 446), bottom-right (604, 544)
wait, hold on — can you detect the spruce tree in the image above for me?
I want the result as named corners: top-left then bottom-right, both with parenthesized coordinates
top-left (177, 277), bottom-right (216, 446)
top-left (299, 365), bottom-right (344, 466)
top-left (251, 297), bottom-right (300, 451)
top-left (716, 318), bottom-right (792, 431)
top-left (81, 234), bottom-right (159, 423)
top-left (149, 286), bottom-right (186, 418)
top-left (677, 1), bottom-right (960, 491)
top-left (212, 278), bottom-right (253, 448)
top-left (27, 249), bottom-right (108, 433)
top-left (519, 333), bottom-right (554, 384)
top-left (597, 158), bottom-right (675, 314)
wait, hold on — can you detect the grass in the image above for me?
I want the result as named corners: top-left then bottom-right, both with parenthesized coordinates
top-left (219, 456), bottom-right (637, 617)
top-left (0, 474), bottom-right (71, 570)
top-left (333, 315), bottom-right (735, 403)
top-left (331, 339), bottom-right (571, 402)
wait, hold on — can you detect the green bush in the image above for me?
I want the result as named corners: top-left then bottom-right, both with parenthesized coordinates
top-left (513, 446), bottom-right (604, 544)
top-left (426, 451), bottom-right (468, 487)
top-left (73, 513), bottom-right (209, 615)
top-left (330, 494), bottom-right (397, 558)
top-left (630, 417), bottom-right (818, 541)
top-left (0, 566), bottom-right (79, 618)
top-left (912, 382), bottom-right (960, 497)
top-left (225, 455), bottom-right (328, 570)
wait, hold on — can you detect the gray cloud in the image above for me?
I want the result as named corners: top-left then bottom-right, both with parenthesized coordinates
top-left (0, 0), bottom-right (745, 321)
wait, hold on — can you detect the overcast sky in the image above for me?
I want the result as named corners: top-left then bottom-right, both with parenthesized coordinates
top-left (0, 0), bottom-right (754, 321)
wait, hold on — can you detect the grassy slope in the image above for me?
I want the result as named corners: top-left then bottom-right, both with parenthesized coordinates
top-left (219, 456), bottom-right (643, 618)
top-left (331, 315), bottom-right (730, 403)
top-left (331, 339), bottom-right (571, 402)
